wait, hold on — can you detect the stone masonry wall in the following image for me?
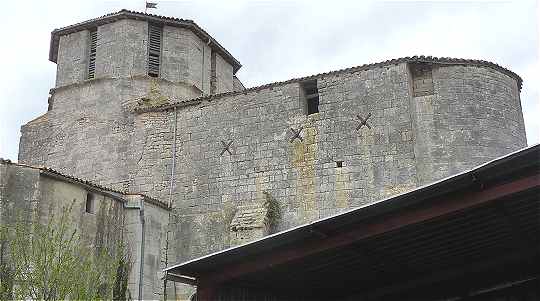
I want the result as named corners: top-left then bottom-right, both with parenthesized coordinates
top-left (0, 163), bottom-right (125, 254)
top-left (40, 79), bottom-right (135, 191)
top-left (123, 194), bottom-right (170, 300)
top-left (56, 30), bottom-right (90, 87)
top-left (19, 76), bottom-right (204, 191)
top-left (18, 55), bottom-right (527, 301)
top-left (141, 201), bottom-right (170, 298)
top-left (96, 19), bottom-right (148, 80)
top-left (0, 163), bottom-right (41, 224)
top-left (38, 175), bottom-right (124, 252)
top-left (214, 53), bottom-right (234, 93)
top-left (161, 26), bottom-right (212, 95)
top-left (233, 76), bottom-right (245, 92)
top-left (55, 19), bottom-right (150, 88)
top-left (133, 63), bottom-right (419, 267)
top-left (0, 163), bottom-right (125, 269)
top-left (410, 64), bottom-right (527, 184)
top-left (18, 114), bottom-right (51, 165)
top-left (0, 162), bottom-right (171, 300)
top-left (130, 62), bottom-right (526, 295)
top-left (53, 20), bottom-right (220, 95)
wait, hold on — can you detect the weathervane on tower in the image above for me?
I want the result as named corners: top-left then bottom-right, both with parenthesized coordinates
top-left (145, 1), bottom-right (157, 13)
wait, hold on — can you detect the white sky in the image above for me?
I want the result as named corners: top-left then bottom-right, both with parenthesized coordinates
top-left (0, 0), bottom-right (538, 161)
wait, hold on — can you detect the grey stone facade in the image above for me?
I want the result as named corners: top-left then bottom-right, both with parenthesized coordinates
top-left (16, 10), bottom-right (527, 300)
top-left (0, 160), bottom-right (170, 300)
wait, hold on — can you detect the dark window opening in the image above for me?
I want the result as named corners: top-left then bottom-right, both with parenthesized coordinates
top-left (410, 63), bottom-right (434, 97)
top-left (336, 161), bottom-right (343, 168)
top-left (148, 23), bottom-right (163, 77)
top-left (307, 96), bottom-right (319, 115)
top-left (301, 80), bottom-right (319, 115)
top-left (85, 192), bottom-right (94, 214)
top-left (87, 28), bottom-right (97, 79)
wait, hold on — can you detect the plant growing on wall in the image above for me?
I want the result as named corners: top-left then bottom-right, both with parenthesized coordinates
top-left (0, 202), bottom-right (131, 301)
top-left (263, 191), bottom-right (281, 233)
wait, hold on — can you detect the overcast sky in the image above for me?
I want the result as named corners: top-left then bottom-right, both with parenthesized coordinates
top-left (0, 0), bottom-right (538, 161)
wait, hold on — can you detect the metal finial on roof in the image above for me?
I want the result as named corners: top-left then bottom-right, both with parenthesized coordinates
top-left (145, 1), bottom-right (157, 13)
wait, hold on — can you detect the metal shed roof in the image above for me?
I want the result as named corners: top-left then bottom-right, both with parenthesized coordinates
top-left (164, 144), bottom-right (539, 299)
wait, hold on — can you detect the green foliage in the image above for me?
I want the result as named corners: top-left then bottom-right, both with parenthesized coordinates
top-left (0, 202), bottom-right (131, 301)
top-left (263, 191), bottom-right (281, 233)
top-left (0, 242), bottom-right (13, 301)
top-left (113, 255), bottom-right (130, 301)
top-left (138, 78), bottom-right (169, 107)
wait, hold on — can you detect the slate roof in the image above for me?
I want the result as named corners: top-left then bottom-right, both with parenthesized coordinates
top-left (230, 204), bottom-right (269, 231)
top-left (135, 55), bottom-right (523, 113)
top-left (48, 9), bottom-right (242, 73)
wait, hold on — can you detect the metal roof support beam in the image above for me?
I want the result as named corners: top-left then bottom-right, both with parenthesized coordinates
top-left (198, 174), bottom-right (539, 285)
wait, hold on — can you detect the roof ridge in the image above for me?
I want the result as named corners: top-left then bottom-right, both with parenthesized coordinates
top-left (0, 159), bottom-right (127, 195)
top-left (52, 9), bottom-right (195, 32)
top-left (1, 159), bottom-right (169, 207)
top-left (135, 55), bottom-right (523, 113)
top-left (49, 9), bottom-right (241, 72)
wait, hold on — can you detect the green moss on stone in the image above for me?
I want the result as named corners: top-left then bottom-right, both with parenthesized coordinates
top-left (137, 79), bottom-right (169, 107)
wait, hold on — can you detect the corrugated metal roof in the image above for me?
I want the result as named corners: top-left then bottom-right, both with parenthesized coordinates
top-left (220, 194), bottom-right (539, 299)
top-left (48, 9), bottom-right (242, 73)
top-left (163, 144), bottom-right (539, 277)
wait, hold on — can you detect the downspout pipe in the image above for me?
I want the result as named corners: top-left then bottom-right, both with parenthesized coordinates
top-left (139, 198), bottom-right (145, 301)
top-left (163, 106), bottom-right (178, 300)
top-left (201, 42), bottom-right (204, 96)
top-left (201, 38), bottom-right (212, 96)
top-left (168, 107), bottom-right (178, 209)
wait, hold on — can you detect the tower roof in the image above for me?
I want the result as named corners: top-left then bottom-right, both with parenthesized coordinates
top-left (48, 9), bottom-right (242, 73)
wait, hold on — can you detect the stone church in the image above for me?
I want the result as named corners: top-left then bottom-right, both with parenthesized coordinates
top-left (1, 9), bottom-right (528, 300)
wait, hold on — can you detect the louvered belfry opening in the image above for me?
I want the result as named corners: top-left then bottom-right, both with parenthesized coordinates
top-left (87, 28), bottom-right (97, 79)
top-left (148, 23), bottom-right (163, 77)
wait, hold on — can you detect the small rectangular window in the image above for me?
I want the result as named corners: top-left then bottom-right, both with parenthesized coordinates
top-left (85, 192), bottom-right (94, 214)
top-left (410, 63), bottom-right (434, 97)
top-left (148, 23), bottom-right (163, 77)
top-left (301, 80), bottom-right (319, 115)
top-left (87, 29), bottom-right (97, 79)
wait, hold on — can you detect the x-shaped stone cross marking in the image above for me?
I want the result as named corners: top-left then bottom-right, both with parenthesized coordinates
top-left (220, 140), bottom-right (233, 156)
top-left (290, 127), bottom-right (303, 142)
top-left (356, 113), bottom-right (372, 130)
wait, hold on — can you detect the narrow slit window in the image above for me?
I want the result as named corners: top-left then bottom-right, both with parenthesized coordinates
top-left (87, 28), bottom-right (97, 79)
top-left (301, 80), bottom-right (319, 115)
top-left (85, 192), bottom-right (94, 214)
top-left (148, 23), bottom-right (163, 77)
